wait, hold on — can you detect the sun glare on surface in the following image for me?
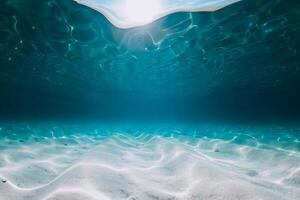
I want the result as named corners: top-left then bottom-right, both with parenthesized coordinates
top-left (122, 0), bottom-right (162, 25)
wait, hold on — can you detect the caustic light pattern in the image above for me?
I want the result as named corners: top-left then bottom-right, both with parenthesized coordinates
top-left (0, 0), bottom-right (299, 97)
top-left (0, 125), bottom-right (300, 200)
top-left (0, 0), bottom-right (300, 200)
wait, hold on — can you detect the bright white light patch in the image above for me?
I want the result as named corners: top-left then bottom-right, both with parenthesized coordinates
top-left (74, 0), bottom-right (241, 28)
top-left (123, 0), bottom-right (161, 25)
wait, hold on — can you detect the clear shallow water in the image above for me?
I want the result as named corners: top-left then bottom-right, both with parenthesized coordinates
top-left (0, 0), bottom-right (300, 199)
top-left (1, 0), bottom-right (299, 99)
top-left (0, 123), bottom-right (300, 200)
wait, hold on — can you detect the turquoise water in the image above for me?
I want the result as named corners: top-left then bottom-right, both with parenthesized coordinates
top-left (0, 0), bottom-right (299, 100)
top-left (0, 0), bottom-right (300, 199)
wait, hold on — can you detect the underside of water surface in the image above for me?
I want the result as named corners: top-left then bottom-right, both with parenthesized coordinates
top-left (0, 0), bottom-right (300, 199)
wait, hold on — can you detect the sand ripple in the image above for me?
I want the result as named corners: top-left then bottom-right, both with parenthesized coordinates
top-left (0, 126), bottom-right (300, 200)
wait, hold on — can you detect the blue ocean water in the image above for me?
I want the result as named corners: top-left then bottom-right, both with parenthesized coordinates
top-left (0, 0), bottom-right (300, 199)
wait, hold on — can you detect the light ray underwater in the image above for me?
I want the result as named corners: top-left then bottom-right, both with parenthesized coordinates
top-left (0, 0), bottom-right (300, 200)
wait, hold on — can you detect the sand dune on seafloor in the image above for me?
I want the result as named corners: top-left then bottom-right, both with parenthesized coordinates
top-left (0, 133), bottom-right (300, 200)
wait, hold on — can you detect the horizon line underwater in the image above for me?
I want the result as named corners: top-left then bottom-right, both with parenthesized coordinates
top-left (0, 0), bottom-right (300, 199)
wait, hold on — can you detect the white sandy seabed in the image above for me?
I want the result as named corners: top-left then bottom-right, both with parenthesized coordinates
top-left (0, 128), bottom-right (300, 200)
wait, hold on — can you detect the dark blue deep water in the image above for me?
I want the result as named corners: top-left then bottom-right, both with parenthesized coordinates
top-left (0, 0), bottom-right (300, 199)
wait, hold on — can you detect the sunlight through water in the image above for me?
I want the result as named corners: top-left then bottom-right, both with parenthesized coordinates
top-left (74, 0), bottom-right (240, 28)
top-left (122, 0), bottom-right (162, 25)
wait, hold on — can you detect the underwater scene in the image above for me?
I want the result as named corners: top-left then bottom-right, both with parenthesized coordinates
top-left (0, 0), bottom-right (300, 199)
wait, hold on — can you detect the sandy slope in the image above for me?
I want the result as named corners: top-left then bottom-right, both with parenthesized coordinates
top-left (0, 132), bottom-right (300, 200)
